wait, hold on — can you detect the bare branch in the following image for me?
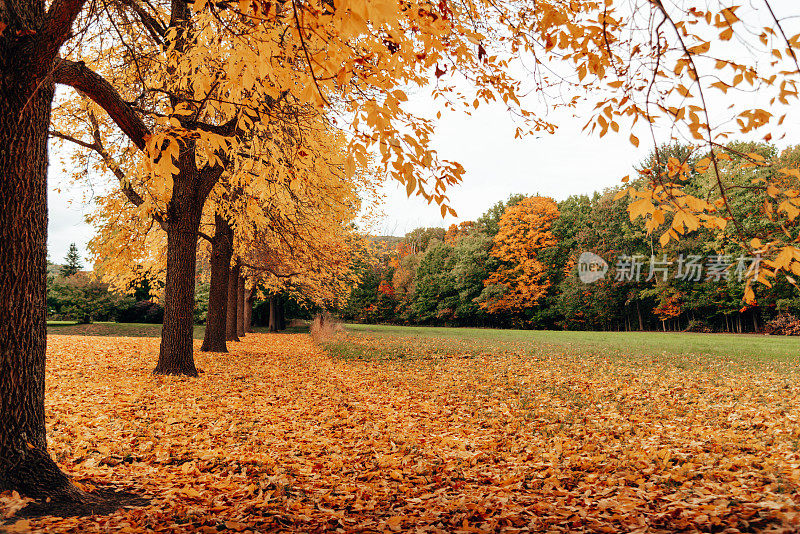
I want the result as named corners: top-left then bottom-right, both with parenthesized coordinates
top-left (763, 0), bottom-right (800, 76)
top-left (291, 0), bottom-right (331, 107)
top-left (49, 130), bottom-right (97, 151)
top-left (240, 260), bottom-right (300, 279)
top-left (119, 0), bottom-right (166, 43)
top-left (53, 59), bottom-right (150, 150)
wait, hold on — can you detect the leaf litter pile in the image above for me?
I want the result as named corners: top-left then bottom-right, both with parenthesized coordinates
top-left (3, 331), bottom-right (800, 533)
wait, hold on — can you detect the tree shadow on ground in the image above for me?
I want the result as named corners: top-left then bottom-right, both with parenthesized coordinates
top-left (12, 485), bottom-right (149, 520)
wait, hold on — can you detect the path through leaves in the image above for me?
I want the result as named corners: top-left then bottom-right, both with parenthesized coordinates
top-left (2, 332), bottom-right (800, 532)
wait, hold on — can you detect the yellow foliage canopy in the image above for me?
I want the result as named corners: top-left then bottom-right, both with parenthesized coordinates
top-left (481, 196), bottom-right (559, 314)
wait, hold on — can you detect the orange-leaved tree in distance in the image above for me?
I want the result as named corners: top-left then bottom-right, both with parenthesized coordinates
top-left (480, 196), bottom-right (559, 314)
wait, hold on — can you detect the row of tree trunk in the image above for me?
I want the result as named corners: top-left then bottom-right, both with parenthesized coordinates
top-left (197, 213), bottom-right (288, 354)
top-left (3, 49), bottom-right (282, 495)
top-left (616, 307), bottom-right (761, 333)
top-left (0, 0), bottom-right (276, 501)
top-left (199, 214), bottom-right (259, 354)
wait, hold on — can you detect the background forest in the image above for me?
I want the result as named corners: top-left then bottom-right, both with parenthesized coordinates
top-left (340, 142), bottom-right (800, 333)
top-left (47, 246), bottom-right (310, 328)
top-left (48, 142), bottom-right (800, 334)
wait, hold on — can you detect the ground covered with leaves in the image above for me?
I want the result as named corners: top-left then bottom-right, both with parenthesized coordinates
top-left (3, 329), bottom-right (800, 533)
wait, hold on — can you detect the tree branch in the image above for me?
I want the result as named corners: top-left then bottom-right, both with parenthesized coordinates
top-left (53, 59), bottom-right (150, 150)
top-left (119, 0), bottom-right (166, 44)
top-left (85, 110), bottom-right (158, 220)
top-left (763, 0), bottom-right (800, 76)
top-left (50, 118), bottom-right (169, 232)
top-left (49, 130), bottom-right (97, 151)
top-left (41, 0), bottom-right (88, 63)
top-left (290, 0), bottom-right (330, 107)
top-left (240, 260), bottom-right (299, 279)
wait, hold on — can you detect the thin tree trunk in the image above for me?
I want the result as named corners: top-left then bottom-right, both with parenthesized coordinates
top-left (0, 30), bottom-right (82, 499)
top-left (277, 298), bottom-right (286, 331)
top-left (226, 260), bottom-right (240, 341)
top-left (236, 275), bottom-right (245, 338)
top-left (637, 301), bottom-right (644, 331)
top-left (200, 213), bottom-right (232, 352)
top-left (244, 289), bottom-right (254, 333)
top-left (153, 174), bottom-right (203, 376)
top-left (269, 296), bottom-right (278, 332)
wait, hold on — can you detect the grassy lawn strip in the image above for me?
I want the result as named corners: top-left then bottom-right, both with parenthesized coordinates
top-left (46, 321), bottom-right (309, 338)
top-left (344, 323), bottom-right (800, 367)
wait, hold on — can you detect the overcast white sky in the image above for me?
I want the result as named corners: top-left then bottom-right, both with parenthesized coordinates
top-left (371, 104), bottom-right (652, 236)
top-left (46, 0), bottom-right (800, 263)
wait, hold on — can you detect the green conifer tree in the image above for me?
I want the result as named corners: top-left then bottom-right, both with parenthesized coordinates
top-left (60, 243), bottom-right (84, 278)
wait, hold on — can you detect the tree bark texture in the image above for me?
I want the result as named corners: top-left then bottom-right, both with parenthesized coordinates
top-left (226, 260), bottom-right (240, 342)
top-left (0, 5), bottom-right (85, 498)
top-left (244, 289), bottom-right (253, 333)
top-left (269, 296), bottom-right (278, 332)
top-left (236, 275), bottom-right (245, 338)
top-left (277, 298), bottom-right (286, 331)
top-left (200, 213), bottom-right (232, 353)
top-left (153, 146), bottom-right (206, 377)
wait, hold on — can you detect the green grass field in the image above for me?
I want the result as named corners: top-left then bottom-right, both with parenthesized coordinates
top-left (337, 323), bottom-right (800, 372)
top-left (46, 321), bottom-right (308, 338)
top-left (316, 323), bottom-right (800, 532)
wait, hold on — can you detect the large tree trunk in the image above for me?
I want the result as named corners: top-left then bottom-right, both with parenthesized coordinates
top-left (0, 29), bottom-right (81, 499)
top-left (226, 260), bottom-right (240, 342)
top-left (153, 159), bottom-right (204, 376)
top-left (236, 275), bottom-right (246, 338)
top-left (200, 213), bottom-right (232, 353)
top-left (269, 296), bottom-right (278, 332)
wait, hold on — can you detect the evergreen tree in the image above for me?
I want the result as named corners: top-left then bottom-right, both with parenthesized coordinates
top-left (60, 243), bottom-right (84, 277)
top-left (476, 194), bottom-right (525, 237)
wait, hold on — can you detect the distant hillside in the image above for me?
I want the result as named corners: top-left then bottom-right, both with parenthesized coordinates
top-left (47, 263), bottom-right (63, 278)
top-left (365, 235), bottom-right (403, 245)
top-left (47, 264), bottom-right (92, 278)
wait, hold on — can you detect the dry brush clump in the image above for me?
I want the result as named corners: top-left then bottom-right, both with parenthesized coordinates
top-left (309, 312), bottom-right (343, 344)
top-left (765, 314), bottom-right (800, 336)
